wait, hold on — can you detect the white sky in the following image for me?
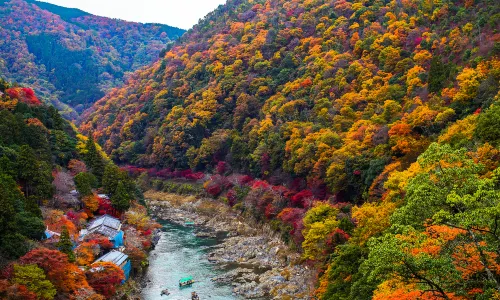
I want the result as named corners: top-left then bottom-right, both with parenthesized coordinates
top-left (37, 0), bottom-right (227, 29)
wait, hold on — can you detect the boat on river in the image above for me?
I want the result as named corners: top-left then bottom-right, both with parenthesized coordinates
top-left (160, 289), bottom-right (170, 296)
top-left (179, 276), bottom-right (195, 287)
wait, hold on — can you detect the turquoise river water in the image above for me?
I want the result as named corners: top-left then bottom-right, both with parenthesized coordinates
top-left (141, 221), bottom-right (240, 300)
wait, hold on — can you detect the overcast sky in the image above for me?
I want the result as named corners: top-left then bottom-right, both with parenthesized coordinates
top-left (38, 0), bottom-right (227, 29)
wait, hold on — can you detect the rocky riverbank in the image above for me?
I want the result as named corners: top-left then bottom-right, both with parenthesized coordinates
top-left (145, 191), bottom-right (314, 299)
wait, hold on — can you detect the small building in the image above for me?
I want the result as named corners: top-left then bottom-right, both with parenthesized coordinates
top-left (80, 214), bottom-right (124, 248)
top-left (44, 227), bottom-right (60, 240)
top-left (93, 250), bottom-right (131, 281)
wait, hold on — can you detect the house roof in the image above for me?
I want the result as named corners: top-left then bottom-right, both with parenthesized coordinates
top-left (94, 250), bottom-right (129, 266)
top-left (87, 214), bottom-right (122, 238)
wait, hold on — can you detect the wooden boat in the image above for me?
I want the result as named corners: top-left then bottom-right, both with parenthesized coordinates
top-left (179, 276), bottom-right (195, 287)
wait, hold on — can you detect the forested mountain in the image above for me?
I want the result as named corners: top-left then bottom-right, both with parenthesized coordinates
top-left (80, 0), bottom-right (500, 298)
top-left (0, 0), bottom-right (185, 117)
top-left (82, 0), bottom-right (500, 198)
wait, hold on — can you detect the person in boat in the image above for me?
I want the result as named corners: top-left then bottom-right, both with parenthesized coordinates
top-left (179, 276), bottom-right (195, 287)
top-left (160, 289), bottom-right (170, 296)
top-left (191, 291), bottom-right (200, 300)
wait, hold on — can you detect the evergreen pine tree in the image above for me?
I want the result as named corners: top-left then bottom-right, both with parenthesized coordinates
top-left (0, 155), bottom-right (16, 178)
top-left (111, 181), bottom-right (131, 212)
top-left (74, 172), bottom-right (97, 197)
top-left (17, 146), bottom-right (54, 203)
top-left (57, 226), bottom-right (75, 262)
top-left (85, 134), bottom-right (105, 183)
top-left (102, 164), bottom-right (124, 195)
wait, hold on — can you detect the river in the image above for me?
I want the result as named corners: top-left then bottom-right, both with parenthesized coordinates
top-left (141, 221), bottom-right (240, 300)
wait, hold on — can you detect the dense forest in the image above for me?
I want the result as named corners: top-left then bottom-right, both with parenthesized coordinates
top-left (0, 0), bottom-right (185, 117)
top-left (80, 0), bottom-right (500, 298)
top-left (0, 77), bottom-right (157, 299)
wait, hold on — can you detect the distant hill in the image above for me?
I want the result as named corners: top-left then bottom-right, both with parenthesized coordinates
top-left (0, 0), bottom-right (185, 117)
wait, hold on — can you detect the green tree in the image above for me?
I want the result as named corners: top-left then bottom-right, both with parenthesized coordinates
top-left (74, 172), bottom-right (97, 197)
top-left (15, 212), bottom-right (45, 240)
top-left (364, 226), bottom-right (461, 299)
top-left (57, 226), bottom-right (75, 263)
top-left (102, 164), bottom-right (126, 195)
top-left (428, 56), bottom-right (450, 93)
top-left (0, 173), bottom-right (22, 233)
top-left (84, 134), bottom-right (105, 183)
top-left (321, 244), bottom-right (375, 300)
top-left (302, 203), bottom-right (339, 261)
top-left (0, 155), bottom-right (16, 178)
top-left (111, 181), bottom-right (131, 212)
top-left (475, 104), bottom-right (500, 146)
top-left (12, 264), bottom-right (57, 300)
top-left (371, 143), bottom-right (500, 294)
top-left (0, 233), bottom-right (29, 259)
top-left (17, 145), bottom-right (54, 203)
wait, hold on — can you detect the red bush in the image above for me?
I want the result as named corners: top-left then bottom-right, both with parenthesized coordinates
top-left (156, 168), bottom-right (173, 179)
top-left (291, 189), bottom-right (314, 208)
top-left (264, 203), bottom-right (278, 219)
top-left (97, 197), bottom-right (117, 217)
top-left (92, 237), bottom-right (114, 250)
top-left (227, 189), bottom-right (237, 206)
top-left (206, 184), bottom-right (222, 197)
top-left (6, 88), bottom-right (41, 106)
top-left (325, 228), bottom-right (350, 251)
top-left (216, 161), bottom-right (228, 174)
top-left (252, 180), bottom-right (270, 190)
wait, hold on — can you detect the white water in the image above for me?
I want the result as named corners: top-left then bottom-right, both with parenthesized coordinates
top-left (141, 221), bottom-right (240, 300)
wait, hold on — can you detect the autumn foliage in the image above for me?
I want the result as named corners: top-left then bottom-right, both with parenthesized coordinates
top-left (86, 262), bottom-right (124, 298)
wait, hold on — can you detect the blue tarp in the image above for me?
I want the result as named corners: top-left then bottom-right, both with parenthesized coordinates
top-left (111, 230), bottom-right (124, 248)
top-left (122, 259), bottom-right (132, 282)
top-left (44, 230), bottom-right (53, 239)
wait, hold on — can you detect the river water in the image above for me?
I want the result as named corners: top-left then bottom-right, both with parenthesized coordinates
top-left (141, 221), bottom-right (240, 300)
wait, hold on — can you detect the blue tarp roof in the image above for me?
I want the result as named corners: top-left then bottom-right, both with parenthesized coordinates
top-left (111, 230), bottom-right (124, 248)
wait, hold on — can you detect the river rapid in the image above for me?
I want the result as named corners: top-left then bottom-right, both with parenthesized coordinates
top-left (141, 221), bottom-right (239, 300)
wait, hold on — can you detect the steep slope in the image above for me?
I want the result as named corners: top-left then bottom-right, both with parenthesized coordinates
top-left (0, 75), bottom-right (80, 259)
top-left (82, 0), bottom-right (500, 200)
top-left (0, 0), bottom-right (185, 117)
top-left (0, 74), bottom-right (157, 299)
top-left (81, 1), bottom-right (500, 298)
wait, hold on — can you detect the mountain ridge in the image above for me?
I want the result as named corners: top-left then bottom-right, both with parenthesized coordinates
top-left (0, 0), bottom-right (185, 118)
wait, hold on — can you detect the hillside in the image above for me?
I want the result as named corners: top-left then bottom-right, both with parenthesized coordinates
top-left (80, 0), bottom-right (500, 298)
top-left (82, 0), bottom-right (500, 198)
top-left (0, 75), bottom-right (156, 299)
top-left (0, 0), bottom-right (185, 117)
